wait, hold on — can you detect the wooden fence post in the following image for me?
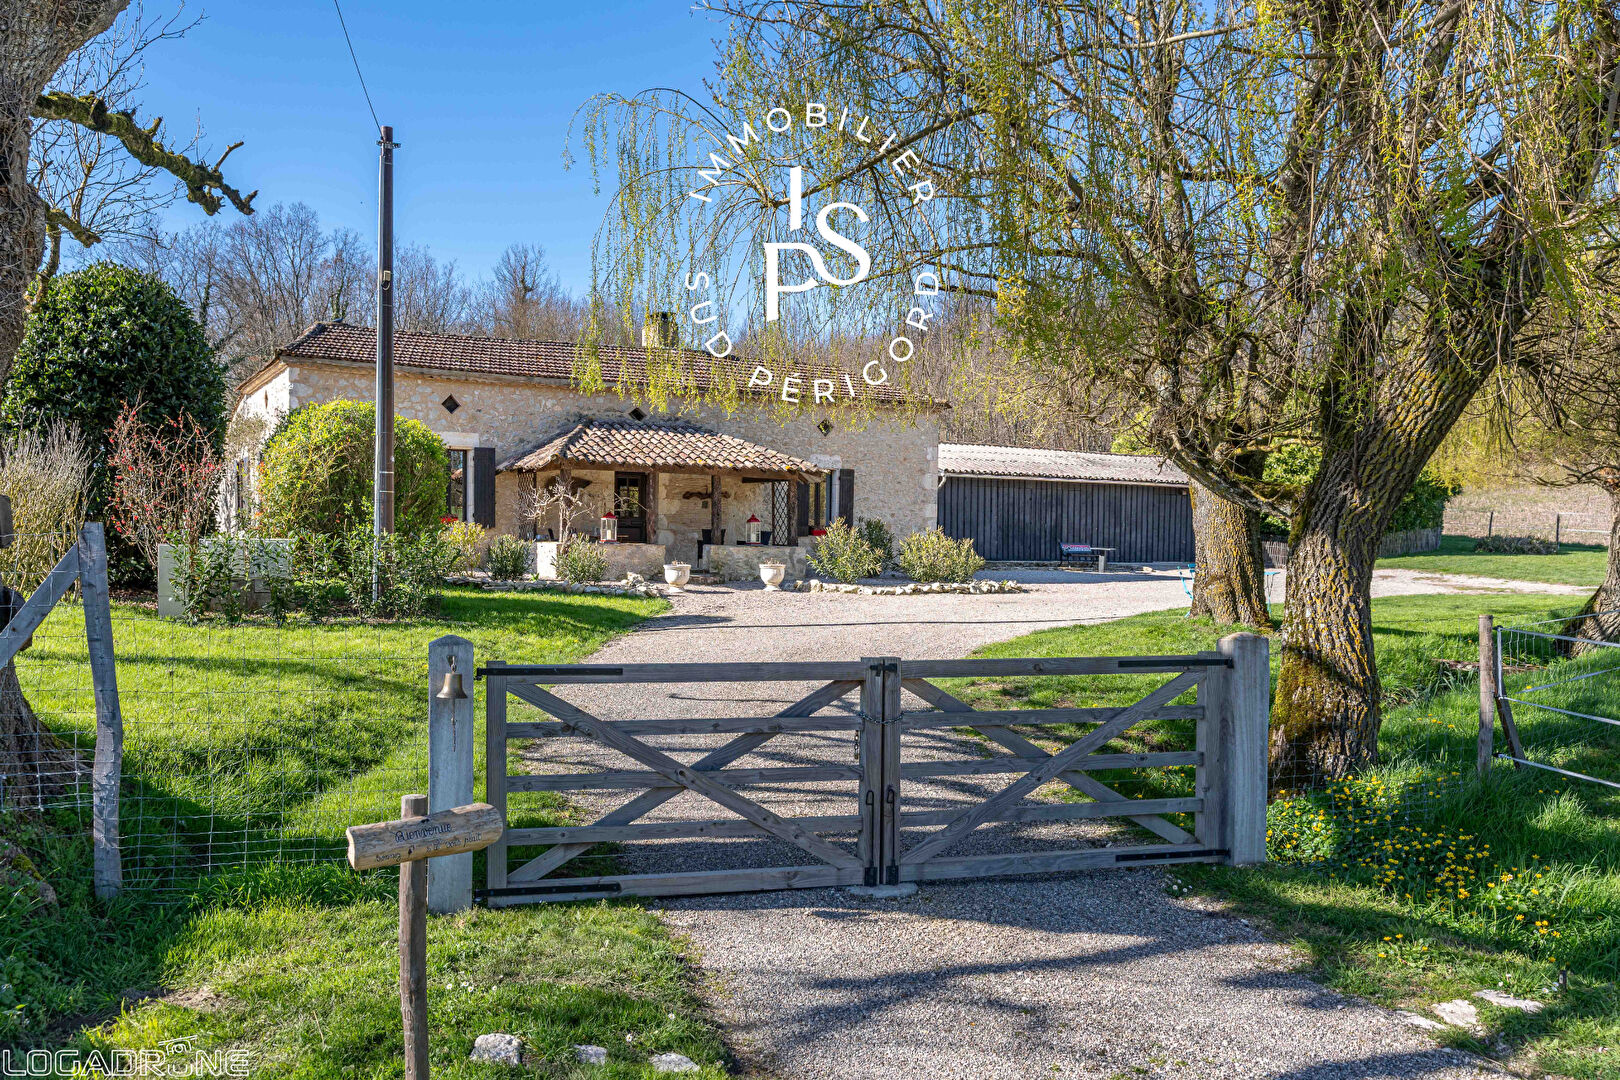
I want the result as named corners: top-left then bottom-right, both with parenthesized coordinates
top-left (398, 794), bottom-right (430, 1080)
top-left (79, 523), bottom-right (124, 899)
top-left (1218, 633), bottom-right (1268, 865)
top-left (427, 635), bottom-right (475, 914)
top-left (1478, 615), bottom-right (1496, 777)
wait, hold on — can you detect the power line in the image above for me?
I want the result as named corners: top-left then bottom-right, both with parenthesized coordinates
top-left (331, 0), bottom-right (381, 132)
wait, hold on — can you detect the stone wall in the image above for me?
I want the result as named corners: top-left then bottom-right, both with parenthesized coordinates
top-left (233, 360), bottom-right (942, 556)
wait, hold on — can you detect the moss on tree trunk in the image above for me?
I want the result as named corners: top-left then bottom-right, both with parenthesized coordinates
top-left (1188, 481), bottom-right (1272, 629)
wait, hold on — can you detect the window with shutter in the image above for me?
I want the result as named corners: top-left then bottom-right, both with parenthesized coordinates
top-left (837, 469), bottom-right (854, 524)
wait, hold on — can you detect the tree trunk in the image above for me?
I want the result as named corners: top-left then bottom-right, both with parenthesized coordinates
top-left (0, 661), bottom-right (87, 810)
top-left (1188, 481), bottom-right (1272, 628)
top-left (1271, 513), bottom-right (1381, 787)
top-left (1569, 483), bottom-right (1620, 653)
top-left (0, 95), bottom-right (48, 391)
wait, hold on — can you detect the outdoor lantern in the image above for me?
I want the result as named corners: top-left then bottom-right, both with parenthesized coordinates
top-left (599, 510), bottom-right (618, 543)
top-left (746, 514), bottom-right (762, 544)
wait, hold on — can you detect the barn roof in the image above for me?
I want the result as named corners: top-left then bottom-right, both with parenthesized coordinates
top-left (937, 443), bottom-right (1189, 486)
top-left (265, 322), bottom-right (925, 406)
top-left (497, 417), bottom-right (827, 480)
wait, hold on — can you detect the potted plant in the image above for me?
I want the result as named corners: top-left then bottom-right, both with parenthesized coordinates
top-left (758, 561), bottom-right (787, 590)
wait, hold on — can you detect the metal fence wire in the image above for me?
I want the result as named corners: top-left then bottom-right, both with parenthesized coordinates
top-left (1497, 609), bottom-right (1620, 790)
top-left (3, 531), bottom-right (428, 895)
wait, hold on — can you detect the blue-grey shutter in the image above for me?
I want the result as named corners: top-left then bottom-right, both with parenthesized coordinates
top-left (472, 447), bottom-right (496, 528)
top-left (837, 469), bottom-right (854, 524)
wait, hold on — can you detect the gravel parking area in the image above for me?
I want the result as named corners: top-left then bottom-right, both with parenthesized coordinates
top-left (518, 571), bottom-right (1511, 1079)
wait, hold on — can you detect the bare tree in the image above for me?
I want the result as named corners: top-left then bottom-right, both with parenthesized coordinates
top-left (394, 243), bottom-right (472, 334)
top-left (27, 3), bottom-right (206, 291)
top-left (473, 243), bottom-right (586, 340)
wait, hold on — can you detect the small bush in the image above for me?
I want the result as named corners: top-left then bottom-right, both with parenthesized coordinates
top-left (557, 536), bottom-right (608, 583)
top-left (486, 534), bottom-right (533, 580)
top-left (441, 520), bottom-right (487, 572)
top-left (806, 518), bottom-right (884, 583)
top-left (898, 528), bottom-right (985, 583)
top-left (1474, 535), bottom-right (1559, 555)
top-left (857, 517), bottom-right (895, 568)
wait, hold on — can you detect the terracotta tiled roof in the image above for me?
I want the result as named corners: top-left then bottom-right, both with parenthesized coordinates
top-left (272, 322), bottom-right (919, 405)
top-left (498, 417), bottom-right (828, 478)
top-left (938, 443), bottom-right (1189, 486)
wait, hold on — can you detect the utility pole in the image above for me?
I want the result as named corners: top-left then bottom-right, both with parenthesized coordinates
top-left (373, 124), bottom-right (397, 601)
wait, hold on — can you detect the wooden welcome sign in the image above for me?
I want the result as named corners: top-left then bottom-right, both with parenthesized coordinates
top-left (348, 797), bottom-right (502, 1080)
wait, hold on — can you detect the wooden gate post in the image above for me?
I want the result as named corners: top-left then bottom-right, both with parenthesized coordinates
top-left (427, 635), bottom-right (475, 913)
top-left (79, 523), bottom-right (124, 899)
top-left (1478, 615), bottom-right (1496, 777)
top-left (1217, 633), bottom-right (1268, 865)
top-left (857, 657), bottom-right (902, 889)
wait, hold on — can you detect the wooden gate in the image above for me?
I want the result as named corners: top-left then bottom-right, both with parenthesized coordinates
top-left (478, 634), bottom-right (1266, 906)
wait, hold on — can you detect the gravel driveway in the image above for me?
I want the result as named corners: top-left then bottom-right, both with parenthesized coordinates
top-left (522, 570), bottom-right (1520, 1079)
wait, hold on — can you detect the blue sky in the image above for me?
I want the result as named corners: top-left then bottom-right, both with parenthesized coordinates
top-left (136, 1), bottom-right (722, 295)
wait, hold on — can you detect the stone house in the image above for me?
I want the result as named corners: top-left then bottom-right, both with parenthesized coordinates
top-left (230, 322), bottom-right (945, 570)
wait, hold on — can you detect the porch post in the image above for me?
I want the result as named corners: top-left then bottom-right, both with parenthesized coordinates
top-left (710, 474), bottom-right (722, 544)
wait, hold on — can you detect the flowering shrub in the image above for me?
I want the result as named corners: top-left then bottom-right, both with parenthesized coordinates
top-left (441, 520), bottom-right (488, 572)
top-left (896, 528), bottom-right (985, 583)
top-left (807, 518), bottom-right (884, 583)
top-left (107, 403), bottom-right (227, 571)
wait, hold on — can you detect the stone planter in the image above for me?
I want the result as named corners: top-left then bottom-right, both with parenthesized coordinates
top-left (663, 562), bottom-right (691, 588)
top-left (758, 562), bottom-right (787, 591)
top-left (157, 537), bottom-right (292, 619)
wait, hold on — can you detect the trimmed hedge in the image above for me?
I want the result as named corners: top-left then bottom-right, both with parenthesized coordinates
top-left (258, 400), bottom-right (449, 538)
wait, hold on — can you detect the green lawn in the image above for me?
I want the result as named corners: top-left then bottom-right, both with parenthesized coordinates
top-left (952, 593), bottom-right (1620, 1078)
top-left (1378, 534), bottom-right (1610, 587)
top-left (3, 587), bottom-right (729, 1078)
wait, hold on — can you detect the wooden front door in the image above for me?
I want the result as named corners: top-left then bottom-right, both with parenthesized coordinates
top-left (614, 472), bottom-right (649, 542)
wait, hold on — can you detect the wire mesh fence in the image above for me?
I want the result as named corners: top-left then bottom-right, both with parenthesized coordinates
top-left (1497, 609), bottom-right (1620, 790)
top-left (1444, 507), bottom-right (1610, 545)
top-left (3, 529), bottom-right (430, 896)
top-left (1260, 606), bottom-right (1590, 880)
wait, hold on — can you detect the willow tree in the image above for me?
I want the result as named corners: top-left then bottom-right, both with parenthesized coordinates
top-left (1498, 292), bottom-right (1620, 649)
top-left (607, 0), bottom-right (1620, 783)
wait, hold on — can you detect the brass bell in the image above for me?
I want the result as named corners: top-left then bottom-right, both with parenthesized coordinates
top-left (435, 656), bottom-right (469, 701)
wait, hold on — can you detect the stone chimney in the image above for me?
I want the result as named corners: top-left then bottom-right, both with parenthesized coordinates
top-left (642, 312), bottom-right (680, 349)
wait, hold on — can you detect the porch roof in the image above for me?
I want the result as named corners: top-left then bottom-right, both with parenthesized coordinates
top-left (496, 417), bottom-right (828, 480)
